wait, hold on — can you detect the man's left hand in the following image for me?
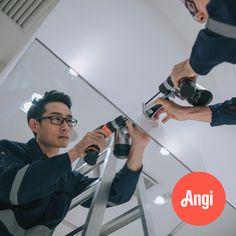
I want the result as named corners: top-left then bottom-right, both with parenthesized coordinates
top-left (126, 120), bottom-right (150, 149)
top-left (125, 120), bottom-right (150, 172)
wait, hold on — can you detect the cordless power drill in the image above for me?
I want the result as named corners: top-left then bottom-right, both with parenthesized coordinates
top-left (84, 115), bottom-right (129, 165)
top-left (143, 76), bottom-right (213, 119)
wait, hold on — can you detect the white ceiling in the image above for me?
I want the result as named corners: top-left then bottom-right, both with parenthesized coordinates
top-left (0, 0), bottom-right (236, 235)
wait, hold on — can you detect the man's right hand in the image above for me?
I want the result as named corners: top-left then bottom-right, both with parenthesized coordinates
top-left (153, 98), bottom-right (188, 123)
top-left (68, 129), bottom-right (109, 162)
top-left (171, 59), bottom-right (197, 89)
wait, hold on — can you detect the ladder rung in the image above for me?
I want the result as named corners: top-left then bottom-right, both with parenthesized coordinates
top-left (65, 206), bottom-right (141, 236)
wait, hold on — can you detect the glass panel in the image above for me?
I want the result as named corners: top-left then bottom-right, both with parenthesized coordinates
top-left (0, 39), bottom-right (235, 236)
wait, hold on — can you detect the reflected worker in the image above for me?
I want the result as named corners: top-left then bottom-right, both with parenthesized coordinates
top-left (155, 0), bottom-right (236, 127)
top-left (170, 0), bottom-right (236, 88)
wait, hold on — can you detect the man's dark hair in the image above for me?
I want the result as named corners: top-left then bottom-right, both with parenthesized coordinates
top-left (27, 90), bottom-right (72, 125)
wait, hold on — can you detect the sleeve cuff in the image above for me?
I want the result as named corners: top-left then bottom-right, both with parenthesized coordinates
top-left (209, 104), bottom-right (219, 126)
top-left (189, 56), bottom-right (210, 76)
top-left (209, 98), bottom-right (236, 126)
top-left (121, 163), bottom-right (143, 175)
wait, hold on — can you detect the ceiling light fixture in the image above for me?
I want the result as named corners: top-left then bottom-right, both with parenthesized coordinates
top-left (68, 67), bottom-right (78, 77)
top-left (153, 196), bottom-right (167, 205)
top-left (20, 101), bottom-right (32, 113)
top-left (160, 147), bottom-right (170, 156)
top-left (153, 192), bottom-right (172, 206)
top-left (20, 92), bottom-right (42, 113)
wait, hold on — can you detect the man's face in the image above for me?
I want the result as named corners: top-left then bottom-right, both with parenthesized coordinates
top-left (34, 102), bottom-right (74, 149)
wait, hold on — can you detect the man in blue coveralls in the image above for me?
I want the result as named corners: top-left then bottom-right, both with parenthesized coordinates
top-left (0, 90), bottom-right (150, 235)
top-left (155, 0), bottom-right (236, 126)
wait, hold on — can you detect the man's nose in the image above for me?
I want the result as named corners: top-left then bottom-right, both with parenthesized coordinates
top-left (60, 119), bottom-right (70, 130)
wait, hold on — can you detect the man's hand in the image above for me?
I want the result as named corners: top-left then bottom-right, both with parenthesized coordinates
top-left (68, 129), bottom-right (109, 162)
top-left (126, 120), bottom-right (150, 149)
top-left (171, 59), bottom-right (197, 88)
top-left (125, 120), bottom-right (150, 171)
top-left (153, 98), bottom-right (188, 123)
top-left (153, 98), bottom-right (212, 124)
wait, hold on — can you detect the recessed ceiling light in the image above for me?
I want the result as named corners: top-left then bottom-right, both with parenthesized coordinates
top-left (160, 147), bottom-right (170, 156)
top-left (68, 67), bottom-right (78, 76)
top-left (31, 92), bottom-right (42, 100)
top-left (20, 92), bottom-right (42, 113)
top-left (20, 101), bottom-right (32, 113)
top-left (153, 196), bottom-right (167, 205)
top-left (153, 192), bottom-right (171, 205)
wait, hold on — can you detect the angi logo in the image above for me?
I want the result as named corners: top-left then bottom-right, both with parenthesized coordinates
top-left (180, 190), bottom-right (213, 210)
top-left (172, 172), bottom-right (225, 225)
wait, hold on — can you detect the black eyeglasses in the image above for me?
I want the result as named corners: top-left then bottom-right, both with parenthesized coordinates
top-left (185, 0), bottom-right (198, 20)
top-left (37, 116), bottom-right (77, 127)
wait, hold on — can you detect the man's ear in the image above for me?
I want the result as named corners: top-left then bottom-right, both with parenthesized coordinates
top-left (28, 119), bottom-right (39, 133)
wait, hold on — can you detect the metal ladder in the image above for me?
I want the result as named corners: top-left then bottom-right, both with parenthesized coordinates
top-left (64, 133), bottom-right (157, 236)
